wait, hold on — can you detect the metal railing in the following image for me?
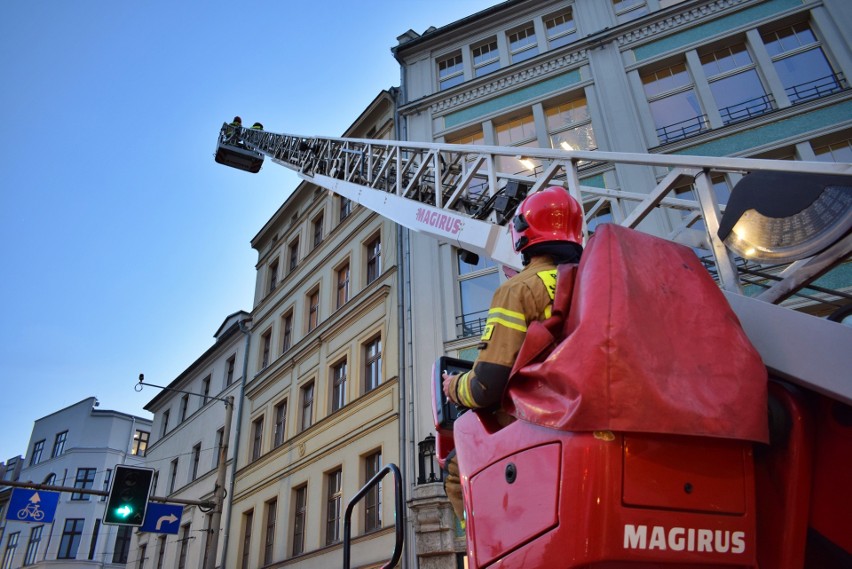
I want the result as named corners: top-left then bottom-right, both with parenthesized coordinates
top-left (343, 463), bottom-right (404, 569)
top-left (656, 114), bottom-right (709, 144)
top-left (720, 94), bottom-right (775, 124)
top-left (787, 72), bottom-right (846, 104)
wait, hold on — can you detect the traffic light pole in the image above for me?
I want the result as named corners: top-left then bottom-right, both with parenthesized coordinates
top-left (135, 375), bottom-right (233, 569)
top-left (0, 479), bottom-right (214, 508)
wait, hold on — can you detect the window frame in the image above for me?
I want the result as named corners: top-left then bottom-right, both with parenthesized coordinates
top-left (30, 439), bottom-right (45, 466)
top-left (292, 485), bottom-right (308, 556)
top-left (58, 518), bottom-right (84, 559)
top-left (300, 381), bottom-right (315, 432)
top-left (507, 23), bottom-right (539, 64)
top-left (471, 37), bottom-right (500, 77)
top-left (71, 467), bottom-right (96, 501)
top-left (325, 468), bottom-right (343, 545)
top-left (363, 337), bottom-right (383, 394)
top-left (331, 358), bottom-right (347, 412)
top-left (251, 416), bottom-right (264, 461)
top-left (366, 235), bottom-right (382, 284)
top-left (274, 399), bottom-right (287, 447)
top-left (437, 51), bottom-right (464, 90)
top-left (51, 431), bottom-right (68, 458)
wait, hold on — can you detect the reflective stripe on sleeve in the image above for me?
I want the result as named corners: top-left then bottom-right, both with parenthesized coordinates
top-left (485, 306), bottom-right (527, 333)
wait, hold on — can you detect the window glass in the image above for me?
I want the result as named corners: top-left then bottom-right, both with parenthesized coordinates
top-left (546, 97), bottom-right (597, 151)
top-left (642, 63), bottom-right (706, 143)
top-left (813, 139), bottom-right (852, 163)
top-left (762, 23), bottom-right (840, 103)
top-left (438, 52), bottom-right (464, 90)
top-left (614, 0), bottom-right (649, 23)
top-left (545, 10), bottom-right (577, 48)
top-left (472, 39), bottom-right (499, 77)
top-left (508, 25), bottom-right (538, 63)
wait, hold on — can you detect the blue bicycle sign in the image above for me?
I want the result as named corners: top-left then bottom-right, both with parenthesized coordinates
top-left (7, 489), bottom-right (60, 524)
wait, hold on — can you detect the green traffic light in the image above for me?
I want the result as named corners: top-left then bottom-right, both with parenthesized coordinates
top-left (116, 505), bottom-right (133, 518)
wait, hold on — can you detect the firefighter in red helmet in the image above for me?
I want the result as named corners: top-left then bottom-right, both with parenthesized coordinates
top-left (441, 186), bottom-right (584, 525)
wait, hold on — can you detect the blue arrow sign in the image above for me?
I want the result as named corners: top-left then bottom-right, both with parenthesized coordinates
top-left (140, 503), bottom-right (184, 534)
top-left (7, 488), bottom-right (60, 524)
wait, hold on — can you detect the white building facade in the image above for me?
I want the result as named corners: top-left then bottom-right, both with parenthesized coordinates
top-left (392, 0), bottom-right (851, 565)
top-left (130, 311), bottom-right (250, 569)
top-left (0, 397), bottom-right (151, 568)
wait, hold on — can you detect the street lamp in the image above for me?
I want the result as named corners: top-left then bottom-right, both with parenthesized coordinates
top-left (417, 434), bottom-right (440, 484)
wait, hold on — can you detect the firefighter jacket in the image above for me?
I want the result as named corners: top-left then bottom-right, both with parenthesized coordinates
top-left (447, 255), bottom-right (557, 409)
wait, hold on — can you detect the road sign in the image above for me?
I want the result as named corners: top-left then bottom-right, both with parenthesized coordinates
top-left (6, 488), bottom-right (60, 524)
top-left (140, 503), bottom-right (184, 534)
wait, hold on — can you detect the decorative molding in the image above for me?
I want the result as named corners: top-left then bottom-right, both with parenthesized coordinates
top-left (429, 49), bottom-right (588, 115)
top-left (616, 0), bottom-right (755, 48)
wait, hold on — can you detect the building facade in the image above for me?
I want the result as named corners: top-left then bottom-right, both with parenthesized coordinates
top-left (131, 311), bottom-right (250, 569)
top-left (224, 90), bottom-right (403, 569)
top-left (0, 397), bottom-right (151, 568)
top-left (392, 0), bottom-right (851, 564)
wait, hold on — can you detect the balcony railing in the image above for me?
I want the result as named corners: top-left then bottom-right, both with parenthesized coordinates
top-left (720, 94), bottom-right (776, 125)
top-left (787, 72), bottom-right (846, 104)
top-left (657, 114), bottom-right (709, 144)
top-left (457, 311), bottom-right (488, 339)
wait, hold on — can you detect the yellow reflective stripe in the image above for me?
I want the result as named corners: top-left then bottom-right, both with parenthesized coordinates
top-left (488, 306), bottom-right (525, 321)
top-left (485, 315), bottom-right (527, 333)
top-left (544, 305), bottom-right (552, 319)
top-left (536, 270), bottom-right (557, 301)
top-left (457, 372), bottom-right (477, 408)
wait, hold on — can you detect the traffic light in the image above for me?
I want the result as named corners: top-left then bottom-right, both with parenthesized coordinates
top-left (104, 465), bottom-right (154, 526)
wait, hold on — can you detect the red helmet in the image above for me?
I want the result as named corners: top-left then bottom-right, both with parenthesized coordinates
top-left (511, 186), bottom-right (583, 252)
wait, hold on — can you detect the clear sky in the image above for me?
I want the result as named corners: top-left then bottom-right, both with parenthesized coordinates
top-left (0, 0), bottom-right (501, 461)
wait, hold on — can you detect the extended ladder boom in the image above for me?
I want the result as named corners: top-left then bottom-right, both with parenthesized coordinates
top-left (216, 123), bottom-right (852, 405)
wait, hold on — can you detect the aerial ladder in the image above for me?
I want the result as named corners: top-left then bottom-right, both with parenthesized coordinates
top-left (216, 124), bottom-right (852, 568)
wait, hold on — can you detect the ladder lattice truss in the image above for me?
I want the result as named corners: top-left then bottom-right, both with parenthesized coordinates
top-left (223, 125), bottom-right (852, 404)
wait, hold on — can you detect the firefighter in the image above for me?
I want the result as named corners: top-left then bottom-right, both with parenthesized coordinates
top-left (226, 116), bottom-right (243, 144)
top-left (441, 186), bottom-right (584, 525)
top-left (251, 121), bottom-right (264, 130)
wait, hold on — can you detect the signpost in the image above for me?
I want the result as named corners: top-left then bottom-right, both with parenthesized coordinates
top-left (141, 502), bottom-right (184, 535)
top-left (6, 488), bottom-right (60, 524)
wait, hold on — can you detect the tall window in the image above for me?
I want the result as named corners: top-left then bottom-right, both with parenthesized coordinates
top-left (180, 394), bottom-right (189, 422)
top-left (169, 459), bottom-right (179, 493)
top-left (366, 236), bottom-right (382, 284)
top-left (814, 138), bottom-right (852, 163)
top-left (281, 312), bottom-right (293, 353)
top-left (101, 469), bottom-right (112, 501)
top-left (326, 469), bottom-right (343, 545)
top-left (642, 62), bottom-right (707, 143)
top-left (301, 382), bottom-right (315, 432)
top-left (364, 337), bottom-right (382, 393)
top-left (3, 532), bottom-right (19, 569)
top-left (240, 510), bottom-right (253, 569)
top-left (546, 96), bottom-right (597, 151)
top-left (336, 263), bottom-right (350, 309)
top-left (339, 196), bottom-right (352, 222)
top-left (293, 485), bottom-right (308, 556)
top-left (267, 258), bottom-right (279, 295)
top-left (132, 430), bottom-right (150, 457)
top-left (24, 525), bottom-right (42, 565)
top-left (274, 400), bottom-right (287, 447)
top-left (762, 22), bottom-right (842, 104)
top-left (700, 43), bottom-right (771, 124)
top-left (58, 519), bottom-right (84, 559)
top-left (457, 253), bottom-right (500, 338)
top-left (191, 443), bottom-right (201, 481)
top-left (161, 410), bottom-right (170, 437)
top-left (252, 417), bottom-right (264, 461)
top-left (495, 114), bottom-right (538, 174)
top-left (113, 526), bottom-right (132, 563)
top-left (288, 238), bottom-right (300, 273)
top-left (155, 535), bottom-right (166, 569)
top-left (331, 360), bottom-right (347, 412)
top-left (201, 376), bottom-right (211, 405)
top-left (261, 330), bottom-right (272, 368)
top-left (137, 544), bottom-right (147, 569)
top-left (52, 431), bottom-right (67, 458)
top-left (438, 51), bottom-right (464, 90)
top-left (226, 354), bottom-right (236, 386)
top-left (545, 9), bottom-right (577, 48)
top-left (177, 524), bottom-right (190, 569)
top-left (72, 468), bottom-right (96, 500)
top-left (214, 427), bottom-right (225, 468)
top-left (446, 130), bottom-right (488, 201)
top-left (472, 38), bottom-right (499, 77)
top-left (508, 24), bottom-right (538, 63)
top-left (364, 451), bottom-right (382, 531)
top-left (313, 213), bottom-right (324, 248)
top-left (307, 289), bottom-right (320, 332)
top-left (613, 0), bottom-right (648, 23)
top-left (29, 439), bottom-right (45, 466)
top-left (264, 499), bottom-right (277, 565)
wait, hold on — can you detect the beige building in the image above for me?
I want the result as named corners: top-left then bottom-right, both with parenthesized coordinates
top-left (225, 90), bottom-right (404, 569)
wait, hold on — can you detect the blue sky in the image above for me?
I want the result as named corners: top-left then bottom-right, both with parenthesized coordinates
top-left (0, 0), bottom-right (500, 460)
